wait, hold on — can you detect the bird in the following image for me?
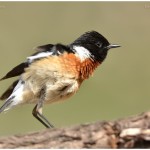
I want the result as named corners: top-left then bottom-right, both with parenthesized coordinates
top-left (0, 31), bottom-right (120, 128)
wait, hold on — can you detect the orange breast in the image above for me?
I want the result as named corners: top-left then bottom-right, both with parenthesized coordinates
top-left (79, 59), bottom-right (100, 80)
top-left (57, 53), bottom-right (100, 80)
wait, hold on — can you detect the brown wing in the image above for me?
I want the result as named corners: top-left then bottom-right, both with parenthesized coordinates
top-left (0, 80), bottom-right (19, 100)
top-left (0, 62), bottom-right (28, 81)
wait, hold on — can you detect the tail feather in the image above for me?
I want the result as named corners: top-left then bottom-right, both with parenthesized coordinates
top-left (0, 96), bottom-right (14, 113)
top-left (0, 80), bottom-right (19, 100)
top-left (0, 79), bottom-right (25, 113)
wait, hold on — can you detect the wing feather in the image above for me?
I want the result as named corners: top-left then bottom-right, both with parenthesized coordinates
top-left (0, 43), bottom-right (70, 81)
top-left (0, 44), bottom-right (55, 81)
top-left (0, 62), bottom-right (28, 81)
top-left (35, 44), bottom-right (54, 52)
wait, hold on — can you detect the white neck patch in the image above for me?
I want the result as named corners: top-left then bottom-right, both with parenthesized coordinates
top-left (73, 46), bottom-right (93, 61)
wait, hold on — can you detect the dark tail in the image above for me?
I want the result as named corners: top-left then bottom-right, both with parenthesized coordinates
top-left (0, 80), bottom-right (19, 100)
top-left (0, 96), bottom-right (14, 113)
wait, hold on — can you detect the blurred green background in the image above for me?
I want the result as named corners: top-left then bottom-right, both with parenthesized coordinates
top-left (0, 2), bottom-right (150, 136)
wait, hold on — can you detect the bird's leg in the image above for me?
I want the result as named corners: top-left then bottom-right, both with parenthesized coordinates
top-left (32, 102), bottom-right (54, 128)
top-left (32, 87), bottom-right (54, 128)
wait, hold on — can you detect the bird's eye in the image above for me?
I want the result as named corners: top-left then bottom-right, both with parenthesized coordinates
top-left (96, 42), bottom-right (102, 48)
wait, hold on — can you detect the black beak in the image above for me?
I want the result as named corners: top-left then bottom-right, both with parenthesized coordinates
top-left (106, 44), bottom-right (121, 49)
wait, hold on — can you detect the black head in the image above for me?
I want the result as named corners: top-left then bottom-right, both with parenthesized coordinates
top-left (70, 31), bottom-right (120, 62)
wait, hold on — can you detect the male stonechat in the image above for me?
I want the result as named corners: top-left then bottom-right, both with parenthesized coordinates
top-left (0, 31), bottom-right (120, 128)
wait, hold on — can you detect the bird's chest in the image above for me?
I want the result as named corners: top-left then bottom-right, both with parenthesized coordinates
top-left (22, 54), bottom-right (99, 103)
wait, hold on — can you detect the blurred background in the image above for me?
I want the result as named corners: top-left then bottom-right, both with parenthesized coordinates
top-left (0, 2), bottom-right (150, 136)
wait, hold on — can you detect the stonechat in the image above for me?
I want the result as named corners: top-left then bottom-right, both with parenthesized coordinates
top-left (0, 31), bottom-right (120, 128)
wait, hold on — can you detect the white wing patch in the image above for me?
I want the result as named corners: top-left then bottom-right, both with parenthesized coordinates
top-left (73, 46), bottom-right (93, 61)
top-left (27, 51), bottom-right (53, 63)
